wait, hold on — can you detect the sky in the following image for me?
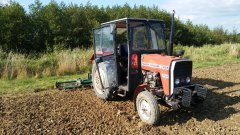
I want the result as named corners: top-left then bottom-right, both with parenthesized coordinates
top-left (1, 0), bottom-right (240, 33)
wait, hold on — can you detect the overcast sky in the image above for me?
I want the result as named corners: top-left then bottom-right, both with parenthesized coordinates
top-left (1, 0), bottom-right (239, 33)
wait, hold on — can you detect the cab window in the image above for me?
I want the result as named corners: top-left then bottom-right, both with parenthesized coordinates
top-left (94, 26), bottom-right (114, 57)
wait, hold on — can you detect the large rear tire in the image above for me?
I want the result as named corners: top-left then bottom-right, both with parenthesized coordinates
top-left (92, 62), bottom-right (115, 100)
top-left (136, 91), bottom-right (160, 125)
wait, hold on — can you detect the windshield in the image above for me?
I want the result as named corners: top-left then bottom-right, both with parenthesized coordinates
top-left (130, 21), bottom-right (166, 51)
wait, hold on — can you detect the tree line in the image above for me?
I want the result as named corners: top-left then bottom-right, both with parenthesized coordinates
top-left (0, 0), bottom-right (239, 53)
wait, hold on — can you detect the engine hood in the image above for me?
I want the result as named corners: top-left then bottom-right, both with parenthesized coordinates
top-left (141, 54), bottom-right (189, 95)
top-left (141, 54), bottom-right (180, 71)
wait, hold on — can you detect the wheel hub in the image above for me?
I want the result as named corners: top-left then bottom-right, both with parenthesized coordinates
top-left (139, 99), bottom-right (151, 120)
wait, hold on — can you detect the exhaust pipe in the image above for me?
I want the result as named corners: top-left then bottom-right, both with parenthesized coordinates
top-left (169, 10), bottom-right (175, 56)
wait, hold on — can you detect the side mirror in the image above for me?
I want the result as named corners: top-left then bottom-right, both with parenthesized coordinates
top-left (175, 50), bottom-right (185, 57)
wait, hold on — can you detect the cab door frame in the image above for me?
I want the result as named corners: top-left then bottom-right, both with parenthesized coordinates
top-left (93, 24), bottom-right (119, 89)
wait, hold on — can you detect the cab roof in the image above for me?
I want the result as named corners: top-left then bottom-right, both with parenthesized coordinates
top-left (101, 18), bottom-right (164, 26)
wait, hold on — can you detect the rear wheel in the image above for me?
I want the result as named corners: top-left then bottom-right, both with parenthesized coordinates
top-left (92, 62), bottom-right (115, 100)
top-left (136, 91), bottom-right (160, 125)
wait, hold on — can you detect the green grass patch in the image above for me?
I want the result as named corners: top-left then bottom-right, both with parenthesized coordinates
top-left (175, 43), bottom-right (240, 68)
top-left (193, 58), bottom-right (240, 68)
top-left (0, 73), bottom-right (88, 95)
top-left (0, 48), bottom-right (93, 79)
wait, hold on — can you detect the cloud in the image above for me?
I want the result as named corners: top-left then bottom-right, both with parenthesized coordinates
top-left (0, 0), bottom-right (9, 5)
top-left (159, 0), bottom-right (240, 32)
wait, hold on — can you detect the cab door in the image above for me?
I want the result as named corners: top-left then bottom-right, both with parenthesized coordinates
top-left (93, 25), bottom-right (118, 89)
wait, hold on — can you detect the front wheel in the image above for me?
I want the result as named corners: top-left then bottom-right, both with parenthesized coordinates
top-left (136, 91), bottom-right (160, 125)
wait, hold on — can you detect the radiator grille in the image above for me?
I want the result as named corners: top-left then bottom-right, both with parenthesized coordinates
top-left (173, 60), bottom-right (192, 87)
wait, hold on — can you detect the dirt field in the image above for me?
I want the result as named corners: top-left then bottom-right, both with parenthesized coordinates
top-left (0, 64), bottom-right (240, 135)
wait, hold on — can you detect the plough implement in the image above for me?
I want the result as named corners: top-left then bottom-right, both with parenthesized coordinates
top-left (55, 73), bottom-right (92, 90)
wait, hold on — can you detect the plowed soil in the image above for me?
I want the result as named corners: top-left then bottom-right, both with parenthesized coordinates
top-left (0, 64), bottom-right (240, 135)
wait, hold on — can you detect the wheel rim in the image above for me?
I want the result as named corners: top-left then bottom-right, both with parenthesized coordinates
top-left (94, 69), bottom-right (104, 95)
top-left (139, 99), bottom-right (151, 120)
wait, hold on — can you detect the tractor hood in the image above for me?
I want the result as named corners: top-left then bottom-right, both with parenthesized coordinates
top-left (141, 54), bottom-right (180, 72)
top-left (141, 54), bottom-right (192, 95)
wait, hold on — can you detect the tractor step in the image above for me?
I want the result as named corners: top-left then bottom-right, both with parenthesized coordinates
top-left (119, 85), bottom-right (128, 91)
top-left (117, 85), bottom-right (128, 97)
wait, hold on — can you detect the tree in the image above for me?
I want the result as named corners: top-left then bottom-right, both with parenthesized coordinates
top-left (0, 1), bottom-right (239, 53)
top-left (0, 2), bottom-right (31, 52)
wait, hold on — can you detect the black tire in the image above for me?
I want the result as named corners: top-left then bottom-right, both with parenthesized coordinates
top-left (136, 91), bottom-right (160, 125)
top-left (92, 62), bottom-right (115, 100)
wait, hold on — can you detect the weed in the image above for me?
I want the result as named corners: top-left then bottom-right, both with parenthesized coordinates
top-left (0, 48), bottom-right (93, 79)
top-left (229, 44), bottom-right (240, 58)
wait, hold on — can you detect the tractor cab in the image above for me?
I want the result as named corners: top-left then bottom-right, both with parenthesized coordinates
top-left (91, 16), bottom-right (207, 125)
top-left (92, 18), bottom-right (167, 97)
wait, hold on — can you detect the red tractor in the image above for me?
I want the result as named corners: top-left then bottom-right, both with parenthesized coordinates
top-left (90, 12), bottom-right (207, 125)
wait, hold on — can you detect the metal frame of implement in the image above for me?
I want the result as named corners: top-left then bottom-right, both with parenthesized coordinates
top-left (55, 73), bottom-right (92, 90)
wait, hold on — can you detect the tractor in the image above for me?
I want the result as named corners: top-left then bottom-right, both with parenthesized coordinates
top-left (90, 11), bottom-right (207, 125)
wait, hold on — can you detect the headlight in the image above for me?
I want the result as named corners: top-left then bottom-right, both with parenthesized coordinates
top-left (175, 78), bottom-right (180, 85)
top-left (186, 77), bottom-right (191, 83)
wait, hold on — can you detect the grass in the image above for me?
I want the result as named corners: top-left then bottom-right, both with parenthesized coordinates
top-left (0, 73), bottom-right (88, 95)
top-left (0, 48), bottom-right (93, 79)
top-left (175, 43), bottom-right (240, 68)
top-left (0, 43), bottom-right (239, 95)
